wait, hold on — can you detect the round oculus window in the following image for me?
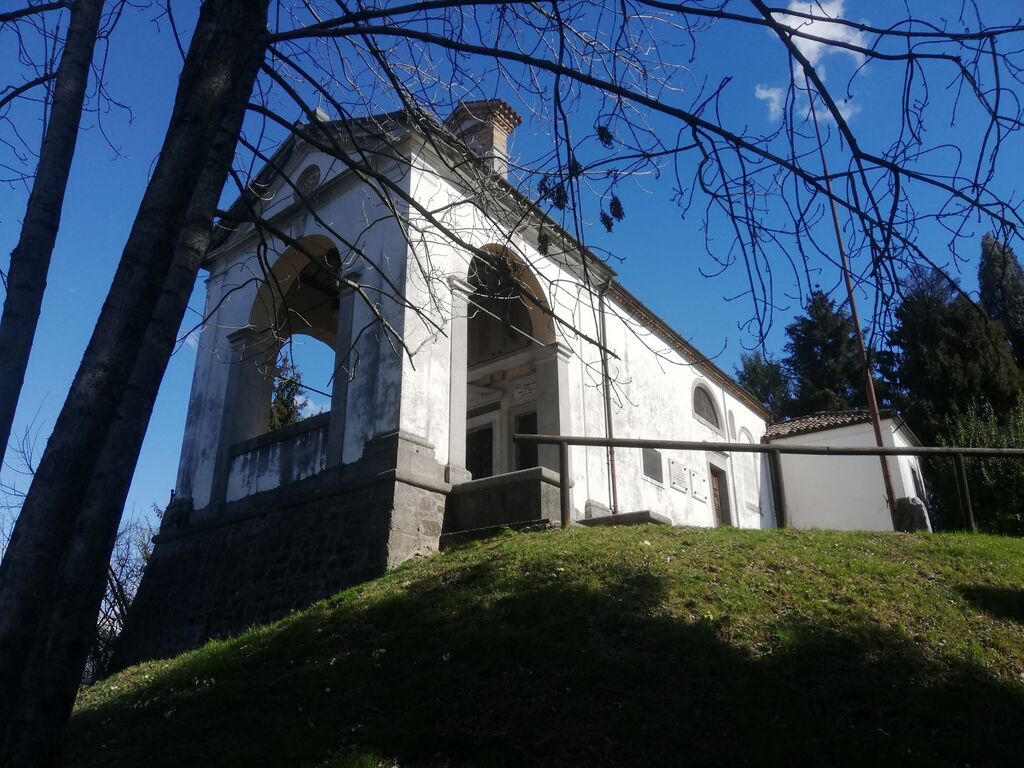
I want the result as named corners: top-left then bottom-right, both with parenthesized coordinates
top-left (296, 164), bottom-right (321, 197)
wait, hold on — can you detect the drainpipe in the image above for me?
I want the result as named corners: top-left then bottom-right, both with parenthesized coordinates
top-left (598, 280), bottom-right (620, 514)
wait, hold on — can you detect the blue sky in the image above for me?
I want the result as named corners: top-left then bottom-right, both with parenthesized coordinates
top-left (2, 1), bottom-right (1021, 522)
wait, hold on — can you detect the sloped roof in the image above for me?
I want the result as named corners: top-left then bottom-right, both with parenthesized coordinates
top-left (764, 410), bottom-right (898, 440)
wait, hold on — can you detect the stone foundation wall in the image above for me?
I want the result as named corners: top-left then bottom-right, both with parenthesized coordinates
top-left (114, 432), bottom-right (447, 669)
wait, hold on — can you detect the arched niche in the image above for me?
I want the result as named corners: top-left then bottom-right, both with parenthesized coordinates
top-left (735, 427), bottom-right (760, 527)
top-left (692, 380), bottom-right (723, 435)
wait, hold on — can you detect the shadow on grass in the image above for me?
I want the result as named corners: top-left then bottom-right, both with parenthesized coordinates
top-left (959, 585), bottom-right (1024, 624)
top-left (70, 558), bottom-right (1024, 768)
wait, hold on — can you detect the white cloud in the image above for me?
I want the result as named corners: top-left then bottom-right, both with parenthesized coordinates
top-left (835, 100), bottom-right (860, 122)
top-left (299, 396), bottom-right (329, 418)
top-left (755, 1), bottom-right (866, 122)
top-left (775, 0), bottom-right (867, 69)
top-left (755, 85), bottom-right (785, 121)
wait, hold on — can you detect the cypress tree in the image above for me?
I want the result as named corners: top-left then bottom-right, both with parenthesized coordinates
top-left (978, 234), bottom-right (1024, 368)
top-left (269, 353), bottom-right (304, 430)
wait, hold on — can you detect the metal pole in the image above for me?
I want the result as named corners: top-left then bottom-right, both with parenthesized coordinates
top-left (515, 432), bottom-right (1024, 459)
top-left (954, 453), bottom-right (977, 532)
top-left (805, 71), bottom-right (899, 527)
top-left (768, 448), bottom-right (787, 528)
top-left (559, 440), bottom-right (571, 529)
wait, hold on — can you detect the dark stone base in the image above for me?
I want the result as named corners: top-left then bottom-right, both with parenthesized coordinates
top-left (113, 432), bottom-right (447, 669)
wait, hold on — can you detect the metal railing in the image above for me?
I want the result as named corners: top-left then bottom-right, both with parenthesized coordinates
top-left (513, 433), bottom-right (1024, 531)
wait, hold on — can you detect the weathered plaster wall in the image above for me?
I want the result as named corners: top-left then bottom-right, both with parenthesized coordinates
top-left (118, 431), bottom-right (448, 667)
top-left (891, 425), bottom-right (927, 500)
top-left (225, 412), bottom-right (329, 501)
top-left (581, 299), bottom-right (770, 527)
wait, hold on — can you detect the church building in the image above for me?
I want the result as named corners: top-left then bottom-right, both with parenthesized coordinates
top-left (115, 101), bottom-right (921, 667)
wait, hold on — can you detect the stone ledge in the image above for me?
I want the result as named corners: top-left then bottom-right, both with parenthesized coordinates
top-left (161, 430), bottom-right (451, 543)
top-left (577, 510), bottom-right (673, 527)
top-left (448, 465), bottom-right (566, 495)
top-left (229, 411), bottom-right (330, 457)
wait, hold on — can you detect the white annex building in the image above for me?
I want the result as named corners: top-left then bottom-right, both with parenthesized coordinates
top-left (765, 411), bottom-right (930, 532)
top-left (117, 101), bottom-right (929, 665)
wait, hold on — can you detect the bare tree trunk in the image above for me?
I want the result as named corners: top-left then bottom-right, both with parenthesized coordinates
top-left (0, 0), bottom-right (268, 759)
top-left (2, 66), bottom-right (261, 766)
top-left (0, 0), bottom-right (104, 470)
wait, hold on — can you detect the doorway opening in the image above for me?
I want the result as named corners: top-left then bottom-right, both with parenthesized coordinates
top-left (710, 465), bottom-right (731, 526)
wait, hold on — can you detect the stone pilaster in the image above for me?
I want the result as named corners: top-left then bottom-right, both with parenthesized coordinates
top-left (210, 327), bottom-right (276, 504)
top-left (326, 282), bottom-right (359, 468)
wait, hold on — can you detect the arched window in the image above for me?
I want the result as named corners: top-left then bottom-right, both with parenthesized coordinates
top-left (693, 385), bottom-right (721, 430)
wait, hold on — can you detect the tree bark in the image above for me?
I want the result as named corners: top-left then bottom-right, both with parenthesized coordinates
top-left (0, 0), bottom-right (104, 470)
top-left (2, 63), bottom-right (261, 766)
top-left (0, 0), bottom-right (268, 758)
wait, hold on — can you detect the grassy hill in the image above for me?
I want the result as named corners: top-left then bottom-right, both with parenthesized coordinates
top-left (69, 526), bottom-right (1024, 767)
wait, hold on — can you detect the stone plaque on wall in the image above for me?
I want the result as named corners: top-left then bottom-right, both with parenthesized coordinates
top-left (690, 469), bottom-right (709, 502)
top-left (511, 376), bottom-right (537, 403)
top-left (669, 459), bottom-right (689, 493)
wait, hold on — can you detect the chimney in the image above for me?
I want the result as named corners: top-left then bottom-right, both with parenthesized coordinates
top-left (446, 99), bottom-right (523, 178)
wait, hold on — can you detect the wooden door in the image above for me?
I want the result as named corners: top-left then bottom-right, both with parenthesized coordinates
top-left (710, 467), bottom-right (729, 526)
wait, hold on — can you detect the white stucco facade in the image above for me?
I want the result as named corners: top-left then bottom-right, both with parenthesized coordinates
top-left (171, 102), bottom-right (929, 536)
top-left (171, 104), bottom-right (778, 530)
top-left (127, 103), bottom-right (942, 670)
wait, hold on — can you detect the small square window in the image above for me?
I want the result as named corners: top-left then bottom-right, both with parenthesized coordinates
top-left (642, 447), bottom-right (664, 484)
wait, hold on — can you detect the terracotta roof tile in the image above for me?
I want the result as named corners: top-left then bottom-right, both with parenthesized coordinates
top-left (764, 410), bottom-right (895, 440)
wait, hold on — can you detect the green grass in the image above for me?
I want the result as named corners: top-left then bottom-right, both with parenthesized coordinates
top-left (69, 526), bottom-right (1024, 767)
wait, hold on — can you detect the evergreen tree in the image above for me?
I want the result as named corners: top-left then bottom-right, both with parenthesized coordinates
top-left (736, 352), bottom-right (790, 422)
top-left (978, 234), bottom-right (1024, 367)
top-left (782, 291), bottom-right (865, 418)
top-left (269, 353), bottom-right (304, 430)
top-left (883, 268), bottom-right (1023, 444)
